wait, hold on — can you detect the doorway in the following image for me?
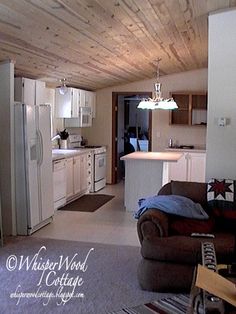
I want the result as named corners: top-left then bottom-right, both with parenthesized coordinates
top-left (112, 91), bottom-right (152, 184)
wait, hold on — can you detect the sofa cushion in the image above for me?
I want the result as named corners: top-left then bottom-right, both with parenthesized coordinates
top-left (141, 233), bottom-right (235, 264)
top-left (171, 181), bottom-right (207, 207)
top-left (170, 217), bottom-right (215, 236)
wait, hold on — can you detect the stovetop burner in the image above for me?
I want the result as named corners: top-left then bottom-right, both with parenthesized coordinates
top-left (83, 145), bottom-right (102, 148)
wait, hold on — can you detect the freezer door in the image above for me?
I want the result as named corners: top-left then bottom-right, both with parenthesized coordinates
top-left (25, 104), bottom-right (41, 229)
top-left (36, 104), bottom-right (54, 221)
top-left (14, 103), bottom-right (40, 234)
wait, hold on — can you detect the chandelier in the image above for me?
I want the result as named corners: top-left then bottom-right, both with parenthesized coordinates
top-left (137, 59), bottom-right (178, 110)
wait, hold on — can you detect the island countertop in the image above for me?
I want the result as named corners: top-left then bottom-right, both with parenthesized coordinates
top-left (121, 151), bottom-right (183, 162)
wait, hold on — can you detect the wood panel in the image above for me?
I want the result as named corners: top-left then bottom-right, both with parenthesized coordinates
top-left (0, 0), bottom-right (235, 90)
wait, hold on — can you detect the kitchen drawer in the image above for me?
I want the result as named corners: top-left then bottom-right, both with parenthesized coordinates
top-left (53, 159), bottom-right (66, 171)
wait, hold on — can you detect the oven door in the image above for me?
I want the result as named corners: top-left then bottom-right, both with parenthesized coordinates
top-left (94, 153), bottom-right (106, 182)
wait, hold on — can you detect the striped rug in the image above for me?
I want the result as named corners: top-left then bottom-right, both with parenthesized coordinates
top-left (109, 294), bottom-right (203, 314)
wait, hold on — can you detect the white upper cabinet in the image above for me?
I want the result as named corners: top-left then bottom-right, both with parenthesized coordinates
top-left (14, 77), bottom-right (35, 105)
top-left (79, 89), bottom-right (96, 114)
top-left (86, 91), bottom-right (96, 117)
top-left (35, 80), bottom-right (46, 106)
top-left (55, 87), bottom-right (79, 118)
top-left (55, 87), bottom-right (96, 119)
top-left (15, 78), bottom-right (50, 107)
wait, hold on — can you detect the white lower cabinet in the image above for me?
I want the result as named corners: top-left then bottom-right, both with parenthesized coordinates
top-left (73, 156), bottom-right (81, 195)
top-left (65, 153), bottom-right (90, 202)
top-left (80, 154), bottom-right (88, 191)
top-left (66, 158), bottom-right (74, 199)
top-left (167, 153), bottom-right (188, 181)
top-left (188, 153), bottom-right (206, 182)
top-left (163, 152), bottom-right (206, 184)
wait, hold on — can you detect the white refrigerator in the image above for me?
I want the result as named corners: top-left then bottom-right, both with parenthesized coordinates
top-left (14, 103), bottom-right (54, 235)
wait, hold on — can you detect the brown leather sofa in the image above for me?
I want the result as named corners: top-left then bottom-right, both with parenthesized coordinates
top-left (137, 181), bottom-right (235, 292)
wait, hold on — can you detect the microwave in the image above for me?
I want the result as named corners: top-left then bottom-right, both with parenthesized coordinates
top-left (64, 107), bottom-right (92, 128)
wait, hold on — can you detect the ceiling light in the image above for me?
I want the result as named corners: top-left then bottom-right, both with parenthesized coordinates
top-left (137, 59), bottom-right (178, 110)
top-left (59, 78), bottom-right (68, 95)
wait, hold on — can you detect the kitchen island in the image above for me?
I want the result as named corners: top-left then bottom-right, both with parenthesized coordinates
top-left (121, 151), bottom-right (183, 212)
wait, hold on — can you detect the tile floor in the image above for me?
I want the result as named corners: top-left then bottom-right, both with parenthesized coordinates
top-left (32, 182), bottom-right (140, 247)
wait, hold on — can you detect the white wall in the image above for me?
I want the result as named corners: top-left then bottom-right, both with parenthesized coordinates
top-left (206, 9), bottom-right (236, 180)
top-left (82, 68), bottom-right (208, 183)
top-left (0, 61), bottom-right (15, 235)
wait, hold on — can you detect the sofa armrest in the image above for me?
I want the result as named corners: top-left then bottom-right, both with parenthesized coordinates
top-left (137, 208), bottom-right (169, 243)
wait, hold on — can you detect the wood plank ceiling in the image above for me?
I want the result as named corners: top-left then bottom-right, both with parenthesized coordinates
top-left (0, 0), bottom-right (235, 90)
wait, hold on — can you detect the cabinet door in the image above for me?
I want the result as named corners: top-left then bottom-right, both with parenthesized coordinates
top-left (191, 94), bottom-right (207, 125)
top-left (66, 158), bottom-right (74, 198)
top-left (71, 88), bottom-right (79, 117)
top-left (73, 156), bottom-right (81, 195)
top-left (79, 89), bottom-right (86, 107)
top-left (80, 154), bottom-right (88, 191)
top-left (84, 91), bottom-right (90, 107)
top-left (55, 87), bottom-right (73, 118)
top-left (14, 77), bottom-right (36, 105)
top-left (91, 92), bottom-right (96, 118)
top-left (188, 153), bottom-right (206, 182)
top-left (23, 78), bottom-right (36, 106)
top-left (35, 80), bottom-right (46, 106)
top-left (168, 153), bottom-right (188, 181)
top-left (170, 94), bottom-right (190, 125)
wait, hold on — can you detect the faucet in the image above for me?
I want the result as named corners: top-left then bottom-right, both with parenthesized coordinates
top-left (168, 138), bottom-right (173, 148)
top-left (51, 134), bottom-right (61, 142)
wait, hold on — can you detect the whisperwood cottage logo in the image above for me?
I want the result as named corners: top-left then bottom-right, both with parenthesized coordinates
top-left (5, 246), bottom-right (94, 306)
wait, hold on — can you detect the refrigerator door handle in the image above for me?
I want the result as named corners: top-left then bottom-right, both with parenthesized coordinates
top-left (37, 130), bottom-right (44, 166)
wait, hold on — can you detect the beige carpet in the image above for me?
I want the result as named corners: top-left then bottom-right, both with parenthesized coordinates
top-left (0, 237), bottom-right (169, 314)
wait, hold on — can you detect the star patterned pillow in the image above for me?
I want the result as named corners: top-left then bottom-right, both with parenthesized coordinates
top-left (207, 179), bottom-right (236, 231)
top-left (207, 179), bottom-right (234, 202)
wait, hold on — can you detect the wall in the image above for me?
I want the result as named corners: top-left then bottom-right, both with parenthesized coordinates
top-left (0, 61), bottom-right (15, 235)
top-left (206, 9), bottom-right (236, 180)
top-left (82, 68), bottom-right (208, 183)
top-left (50, 69), bottom-right (207, 182)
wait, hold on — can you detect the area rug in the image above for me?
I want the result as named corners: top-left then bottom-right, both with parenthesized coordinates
top-left (108, 294), bottom-right (196, 314)
top-left (0, 237), bottom-right (170, 314)
top-left (59, 194), bottom-right (114, 212)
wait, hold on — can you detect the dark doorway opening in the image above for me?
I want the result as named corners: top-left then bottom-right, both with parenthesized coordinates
top-left (112, 91), bottom-right (152, 184)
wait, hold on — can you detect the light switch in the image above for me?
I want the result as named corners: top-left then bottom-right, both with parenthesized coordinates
top-left (218, 117), bottom-right (227, 127)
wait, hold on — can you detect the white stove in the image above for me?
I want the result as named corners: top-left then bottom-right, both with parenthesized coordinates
top-left (68, 135), bottom-right (107, 192)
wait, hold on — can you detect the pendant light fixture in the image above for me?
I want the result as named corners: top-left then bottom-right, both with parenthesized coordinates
top-left (137, 59), bottom-right (178, 110)
top-left (59, 78), bottom-right (68, 95)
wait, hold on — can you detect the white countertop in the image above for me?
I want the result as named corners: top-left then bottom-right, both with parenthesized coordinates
top-left (165, 148), bottom-right (206, 153)
top-left (52, 148), bottom-right (92, 161)
top-left (121, 151), bottom-right (183, 162)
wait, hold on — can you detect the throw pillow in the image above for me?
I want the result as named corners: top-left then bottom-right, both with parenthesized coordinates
top-left (207, 179), bottom-right (236, 230)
